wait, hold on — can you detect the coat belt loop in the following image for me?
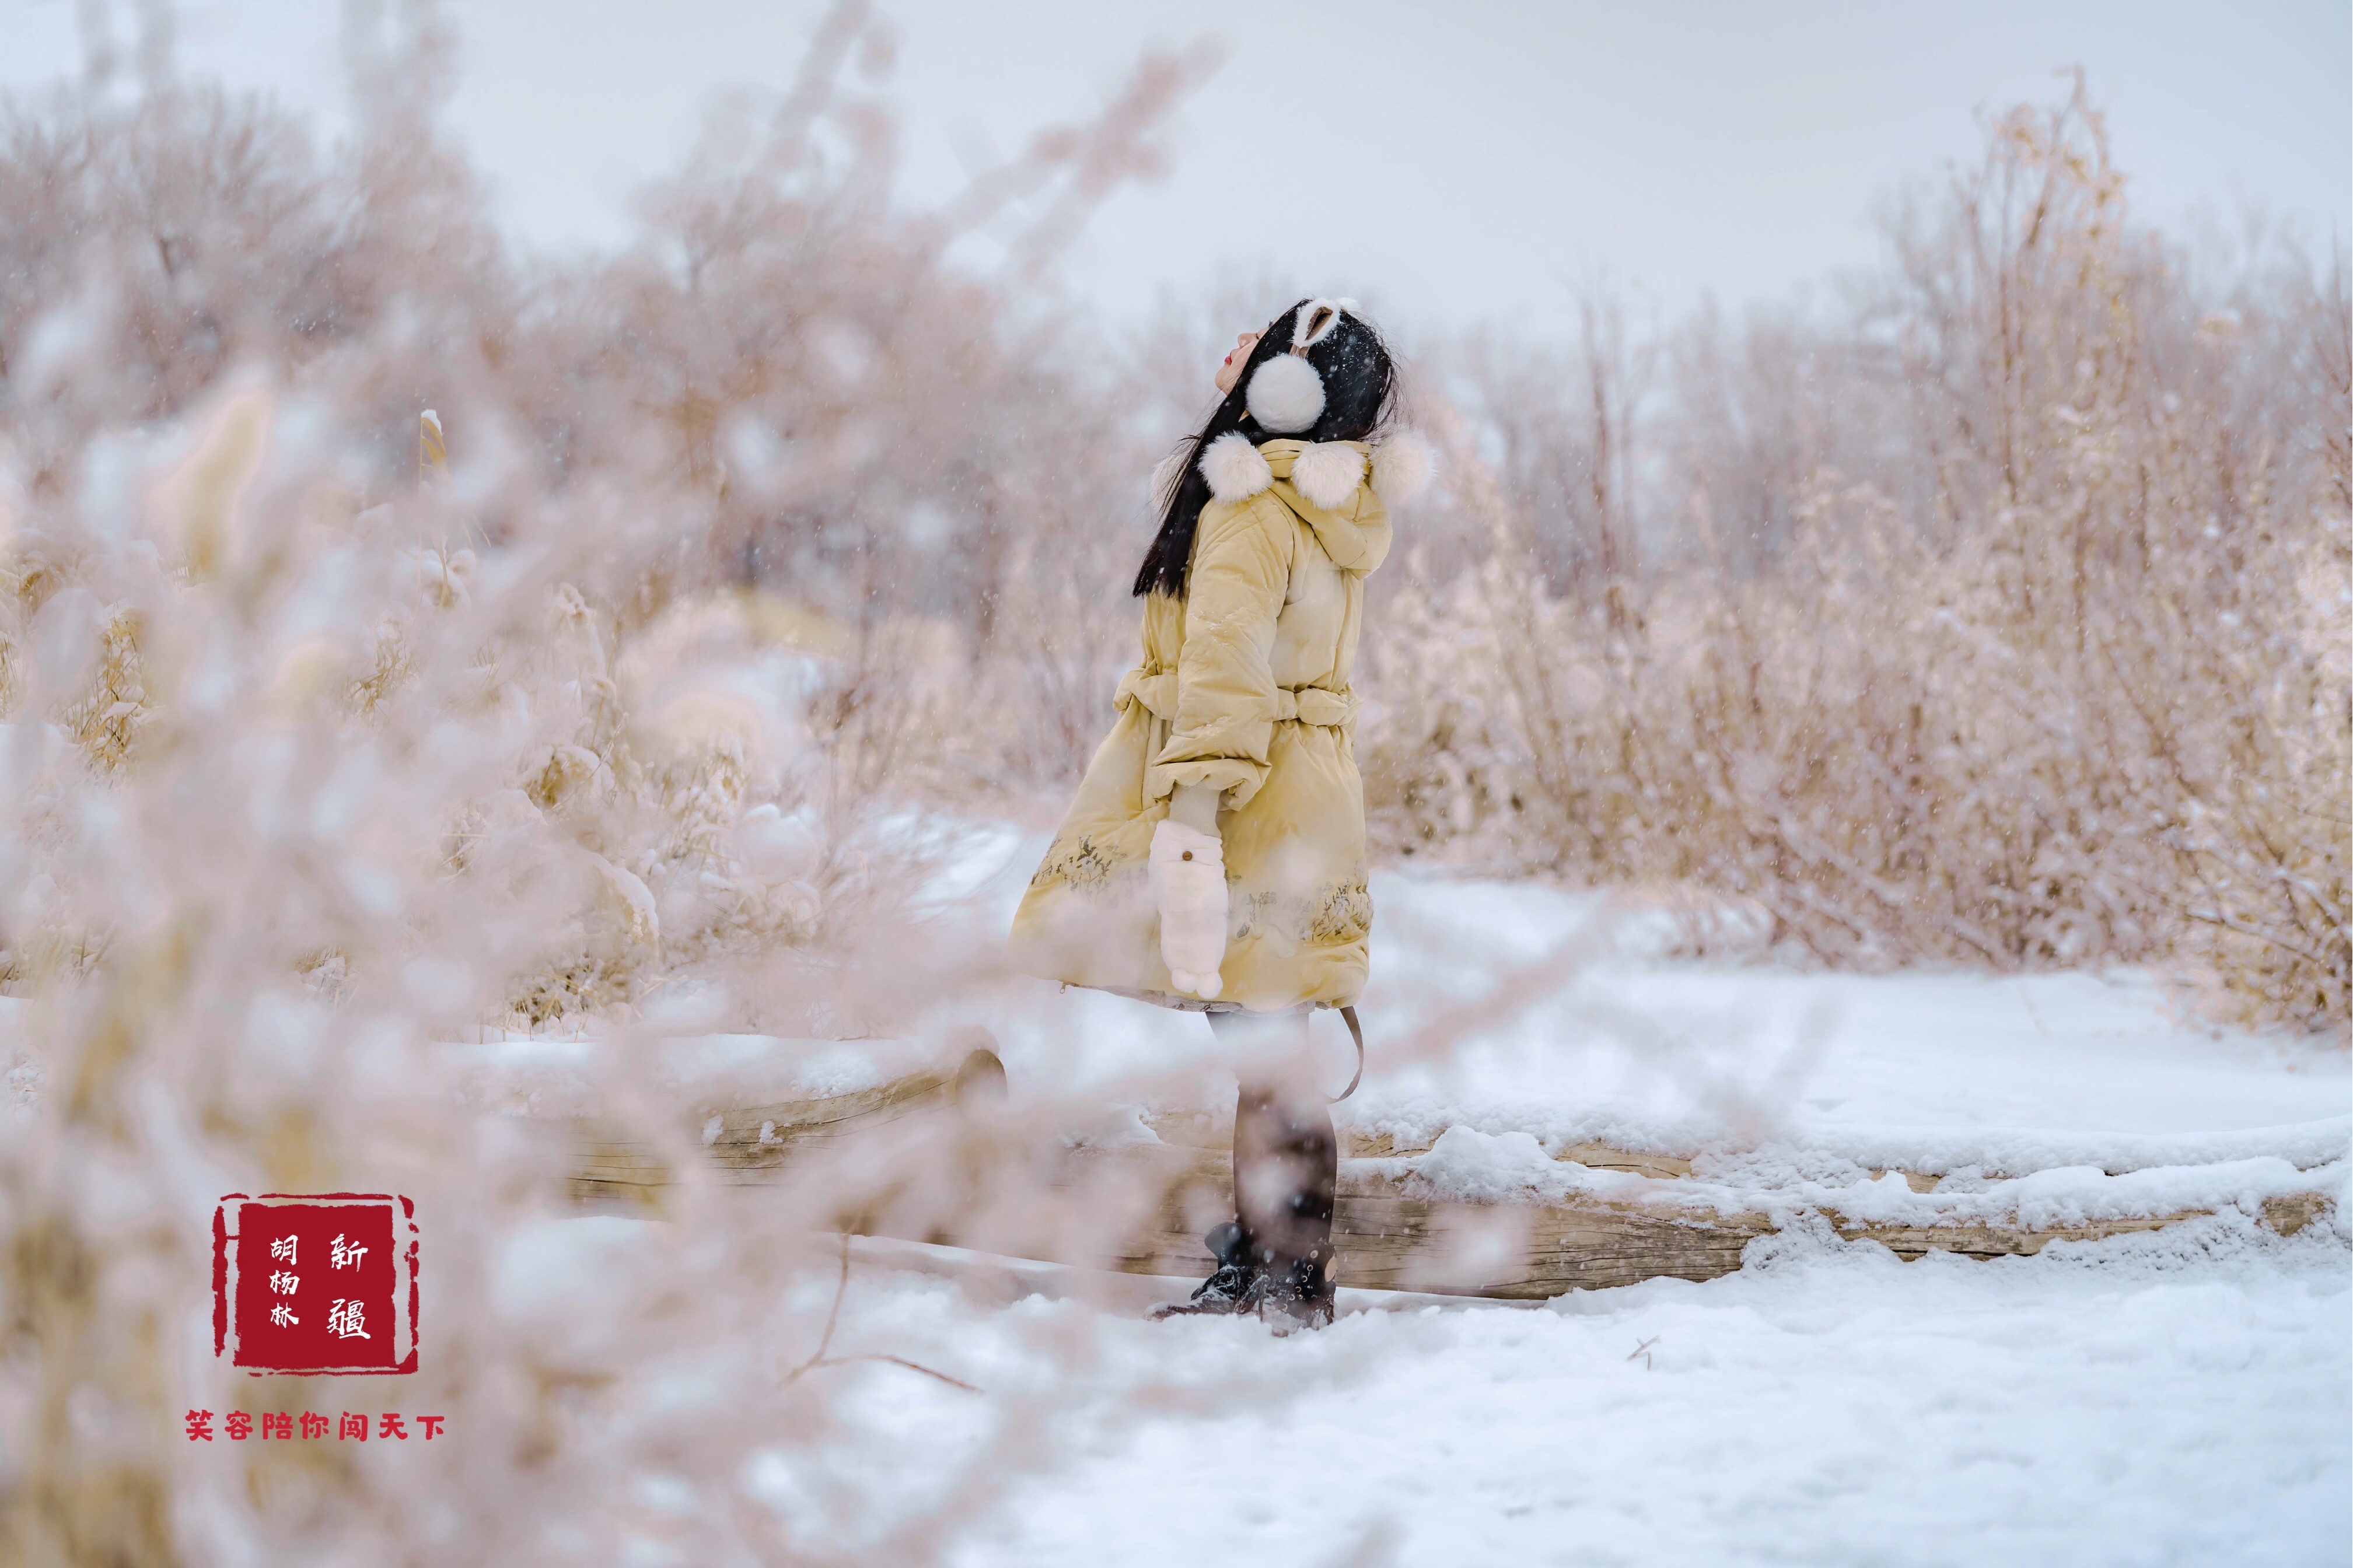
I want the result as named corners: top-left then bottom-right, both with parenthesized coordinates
top-left (1328, 1006), bottom-right (1365, 1102)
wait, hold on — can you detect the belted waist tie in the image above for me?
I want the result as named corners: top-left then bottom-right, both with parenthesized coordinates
top-left (1113, 667), bottom-right (1177, 718)
top-left (1116, 668), bottom-right (1356, 730)
top-left (1268, 686), bottom-right (1358, 727)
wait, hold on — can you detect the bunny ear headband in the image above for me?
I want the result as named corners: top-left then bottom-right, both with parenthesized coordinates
top-left (1155, 297), bottom-right (1432, 512)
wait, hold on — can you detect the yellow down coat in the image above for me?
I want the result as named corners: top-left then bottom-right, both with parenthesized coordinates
top-left (1009, 438), bottom-right (1393, 1013)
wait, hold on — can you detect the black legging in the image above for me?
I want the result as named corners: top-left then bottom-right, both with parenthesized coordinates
top-left (1205, 1010), bottom-right (1337, 1269)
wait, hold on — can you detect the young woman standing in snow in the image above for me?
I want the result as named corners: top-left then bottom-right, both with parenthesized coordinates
top-left (1008, 299), bottom-right (1430, 1330)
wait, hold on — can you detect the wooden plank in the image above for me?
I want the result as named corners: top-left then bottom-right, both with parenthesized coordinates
top-left (2261, 1191), bottom-right (2330, 1237)
top-left (1830, 1215), bottom-right (2187, 1259)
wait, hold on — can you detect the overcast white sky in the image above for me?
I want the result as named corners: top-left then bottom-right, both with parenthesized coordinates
top-left (6, 0), bottom-right (2348, 338)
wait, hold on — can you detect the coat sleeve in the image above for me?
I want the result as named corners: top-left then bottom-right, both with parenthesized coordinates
top-left (1146, 495), bottom-right (1292, 807)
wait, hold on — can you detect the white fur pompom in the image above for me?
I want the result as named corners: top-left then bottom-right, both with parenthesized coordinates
top-left (1369, 430), bottom-right (1434, 506)
top-left (1246, 354), bottom-right (1326, 433)
top-left (1199, 430), bottom-right (1273, 502)
top-left (1291, 441), bottom-right (1368, 511)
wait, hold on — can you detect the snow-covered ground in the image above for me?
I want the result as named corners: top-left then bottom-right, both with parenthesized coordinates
top-left (737, 1214), bottom-right (2347, 1567)
top-left (543, 832), bottom-right (2352, 1564)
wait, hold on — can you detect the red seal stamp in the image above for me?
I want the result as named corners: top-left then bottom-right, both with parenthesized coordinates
top-left (213, 1194), bottom-right (419, 1374)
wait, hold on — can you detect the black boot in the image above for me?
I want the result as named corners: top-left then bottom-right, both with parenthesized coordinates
top-left (1149, 1221), bottom-right (1260, 1318)
top-left (1230, 1083), bottom-right (1339, 1332)
top-left (1250, 1242), bottom-right (1336, 1334)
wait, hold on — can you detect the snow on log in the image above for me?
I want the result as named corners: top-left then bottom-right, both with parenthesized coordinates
top-left (560, 1055), bottom-right (2336, 1300)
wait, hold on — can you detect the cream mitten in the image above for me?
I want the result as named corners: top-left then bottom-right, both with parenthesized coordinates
top-left (1148, 818), bottom-right (1228, 999)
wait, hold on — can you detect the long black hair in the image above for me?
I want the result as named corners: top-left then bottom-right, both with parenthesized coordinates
top-left (1132, 299), bottom-right (1398, 598)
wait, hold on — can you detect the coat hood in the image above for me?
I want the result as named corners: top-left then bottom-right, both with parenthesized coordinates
top-left (1198, 433), bottom-right (1430, 576)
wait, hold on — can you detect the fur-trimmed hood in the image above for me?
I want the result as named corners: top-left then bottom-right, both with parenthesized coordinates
top-left (1195, 436), bottom-right (1389, 576)
top-left (1196, 429), bottom-right (1433, 512)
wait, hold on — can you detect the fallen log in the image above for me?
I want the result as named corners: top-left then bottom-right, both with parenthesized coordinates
top-left (568, 1048), bottom-right (1005, 1208)
top-left (1074, 1141), bottom-right (2218, 1297)
top-left (562, 1052), bottom-right (2331, 1300)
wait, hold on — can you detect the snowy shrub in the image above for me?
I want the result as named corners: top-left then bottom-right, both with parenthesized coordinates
top-left (0, 7), bottom-right (1212, 1559)
top-left (1362, 83), bottom-right (2349, 1033)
